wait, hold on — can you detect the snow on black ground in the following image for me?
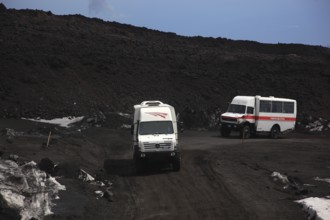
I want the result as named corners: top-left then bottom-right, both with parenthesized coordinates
top-left (271, 171), bottom-right (330, 220)
top-left (0, 159), bottom-right (65, 220)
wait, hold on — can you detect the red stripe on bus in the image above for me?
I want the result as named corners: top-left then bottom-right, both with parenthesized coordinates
top-left (256, 116), bottom-right (296, 121)
top-left (244, 115), bottom-right (295, 121)
top-left (223, 115), bottom-right (296, 121)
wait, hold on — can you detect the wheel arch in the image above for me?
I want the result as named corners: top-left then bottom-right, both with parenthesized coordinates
top-left (271, 124), bottom-right (281, 132)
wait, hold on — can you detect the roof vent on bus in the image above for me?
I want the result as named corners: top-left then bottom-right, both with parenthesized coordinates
top-left (141, 100), bottom-right (163, 106)
top-left (269, 96), bottom-right (275, 98)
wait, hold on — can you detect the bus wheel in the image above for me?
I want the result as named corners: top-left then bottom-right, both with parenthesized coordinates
top-left (241, 125), bottom-right (251, 139)
top-left (270, 125), bottom-right (280, 139)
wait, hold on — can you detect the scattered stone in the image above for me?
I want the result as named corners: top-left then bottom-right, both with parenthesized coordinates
top-left (299, 115), bottom-right (330, 132)
top-left (2, 128), bottom-right (25, 144)
top-left (6, 136), bottom-right (14, 144)
top-left (78, 169), bottom-right (114, 201)
top-left (78, 169), bottom-right (95, 182)
top-left (104, 188), bottom-right (113, 197)
top-left (103, 187), bottom-right (114, 202)
top-left (271, 171), bottom-right (308, 195)
top-left (104, 180), bottom-right (113, 187)
top-left (86, 118), bottom-right (94, 123)
top-left (95, 190), bottom-right (104, 198)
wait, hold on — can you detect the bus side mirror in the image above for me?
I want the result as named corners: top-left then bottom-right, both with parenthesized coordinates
top-left (130, 123), bottom-right (134, 135)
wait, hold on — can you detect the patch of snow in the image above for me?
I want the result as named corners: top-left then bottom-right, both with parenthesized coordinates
top-left (95, 190), bottom-right (104, 198)
top-left (48, 176), bottom-right (66, 191)
top-left (90, 181), bottom-right (106, 187)
top-left (0, 159), bottom-right (65, 220)
top-left (296, 197), bottom-right (330, 220)
top-left (3, 128), bottom-right (24, 137)
top-left (306, 118), bottom-right (330, 132)
top-left (315, 177), bottom-right (330, 185)
top-left (271, 172), bottom-right (289, 184)
top-left (4, 159), bottom-right (19, 168)
top-left (22, 116), bottom-right (84, 128)
top-left (117, 112), bottom-right (131, 118)
top-left (0, 189), bottom-right (25, 208)
top-left (310, 126), bottom-right (324, 132)
top-left (121, 124), bottom-right (131, 129)
top-left (304, 184), bottom-right (317, 187)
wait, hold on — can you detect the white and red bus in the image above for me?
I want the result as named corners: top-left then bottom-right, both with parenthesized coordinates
top-left (220, 96), bottom-right (297, 138)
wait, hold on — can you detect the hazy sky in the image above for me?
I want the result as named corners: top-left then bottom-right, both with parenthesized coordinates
top-left (1, 0), bottom-right (330, 46)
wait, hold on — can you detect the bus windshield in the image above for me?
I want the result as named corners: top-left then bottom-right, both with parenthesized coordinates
top-left (139, 121), bottom-right (174, 135)
top-left (227, 104), bottom-right (246, 114)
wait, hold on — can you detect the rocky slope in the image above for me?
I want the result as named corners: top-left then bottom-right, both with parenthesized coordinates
top-left (1, 3), bottom-right (330, 127)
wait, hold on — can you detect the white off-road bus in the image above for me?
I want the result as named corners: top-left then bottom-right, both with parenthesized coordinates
top-left (220, 96), bottom-right (297, 138)
top-left (132, 101), bottom-right (180, 172)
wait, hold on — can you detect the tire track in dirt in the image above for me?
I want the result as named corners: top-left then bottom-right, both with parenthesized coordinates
top-left (111, 150), bottom-right (252, 220)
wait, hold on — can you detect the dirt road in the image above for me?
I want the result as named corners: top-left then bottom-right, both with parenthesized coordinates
top-left (1, 120), bottom-right (330, 219)
top-left (102, 131), bottom-right (329, 220)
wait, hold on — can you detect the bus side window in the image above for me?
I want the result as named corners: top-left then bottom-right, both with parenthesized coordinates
top-left (272, 101), bottom-right (283, 113)
top-left (247, 107), bottom-right (254, 114)
top-left (283, 102), bottom-right (294, 113)
top-left (260, 100), bottom-right (271, 112)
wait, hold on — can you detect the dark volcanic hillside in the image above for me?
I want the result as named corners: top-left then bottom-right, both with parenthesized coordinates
top-left (1, 4), bottom-right (330, 125)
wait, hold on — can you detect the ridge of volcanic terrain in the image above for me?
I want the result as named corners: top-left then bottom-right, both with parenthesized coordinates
top-left (1, 4), bottom-right (330, 124)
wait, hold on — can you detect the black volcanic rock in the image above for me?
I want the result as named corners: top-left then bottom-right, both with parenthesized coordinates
top-left (0, 5), bottom-right (329, 126)
top-left (0, 3), bottom-right (6, 12)
top-left (38, 158), bottom-right (55, 176)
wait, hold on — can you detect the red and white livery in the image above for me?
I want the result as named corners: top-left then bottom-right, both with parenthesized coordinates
top-left (220, 96), bottom-right (297, 138)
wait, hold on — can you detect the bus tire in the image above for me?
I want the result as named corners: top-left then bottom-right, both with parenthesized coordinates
top-left (270, 125), bottom-right (280, 139)
top-left (240, 124), bottom-right (251, 139)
